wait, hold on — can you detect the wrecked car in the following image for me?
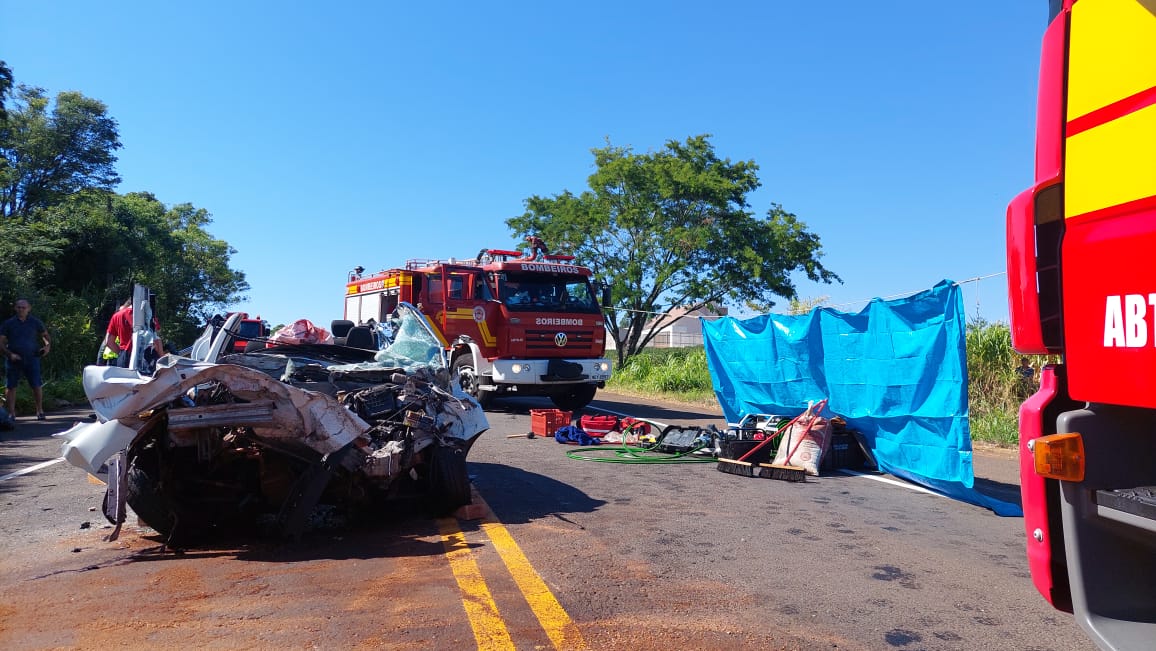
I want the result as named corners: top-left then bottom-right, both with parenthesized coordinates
top-left (59, 302), bottom-right (488, 543)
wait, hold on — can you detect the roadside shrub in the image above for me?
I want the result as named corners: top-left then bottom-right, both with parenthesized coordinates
top-left (4, 373), bottom-right (87, 416)
top-left (608, 346), bottom-right (715, 404)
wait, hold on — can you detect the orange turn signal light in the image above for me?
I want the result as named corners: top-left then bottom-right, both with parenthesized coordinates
top-left (1032, 433), bottom-right (1085, 482)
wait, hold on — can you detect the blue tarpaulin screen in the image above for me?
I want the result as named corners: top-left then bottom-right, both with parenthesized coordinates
top-left (702, 280), bottom-right (1021, 516)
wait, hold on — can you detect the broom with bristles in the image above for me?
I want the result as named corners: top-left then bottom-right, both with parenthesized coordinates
top-left (716, 411), bottom-right (803, 478)
top-left (758, 399), bottom-right (829, 482)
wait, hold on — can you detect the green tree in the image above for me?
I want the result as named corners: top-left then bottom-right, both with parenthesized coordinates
top-left (787, 295), bottom-right (831, 316)
top-left (0, 84), bottom-right (121, 219)
top-left (31, 191), bottom-right (249, 346)
top-left (507, 134), bottom-right (840, 365)
top-left (0, 63), bottom-right (248, 376)
top-left (0, 60), bottom-right (13, 120)
top-left (151, 200), bottom-right (249, 344)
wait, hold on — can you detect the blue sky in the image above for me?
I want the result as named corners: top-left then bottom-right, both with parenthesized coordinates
top-left (2, 1), bottom-right (1047, 334)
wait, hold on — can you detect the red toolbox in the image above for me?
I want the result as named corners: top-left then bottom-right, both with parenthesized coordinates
top-left (531, 409), bottom-right (572, 437)
top-left (579, 414), bottom-right (619, 437)
top-left (619, 417), bottom-right (651, 436)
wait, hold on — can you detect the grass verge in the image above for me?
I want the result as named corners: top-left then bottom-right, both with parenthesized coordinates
top-left (3, 373), bottom-right (88, 417)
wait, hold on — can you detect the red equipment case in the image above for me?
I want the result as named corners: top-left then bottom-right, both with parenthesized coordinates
top-left (579, 414), bottom-right (618, 437)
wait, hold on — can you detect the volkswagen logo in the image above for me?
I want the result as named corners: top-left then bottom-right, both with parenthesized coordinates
top-left (554, 332), bottom-right (568, 347)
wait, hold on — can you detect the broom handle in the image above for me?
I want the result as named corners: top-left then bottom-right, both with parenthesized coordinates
top-left (779, 399), bottom-right (829, 463)
top-left (736, 411), bottom-right (804, 462)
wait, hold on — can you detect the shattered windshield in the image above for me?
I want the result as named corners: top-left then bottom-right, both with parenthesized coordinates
top-left (376, 305), bottom-right (444, 369)
top-left (330, 303), bottom-right (446, 374)
top-left (497, 273), bottom-right (601, 313)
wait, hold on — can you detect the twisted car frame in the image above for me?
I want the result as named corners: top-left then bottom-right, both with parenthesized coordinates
top-left (59, 303), bottom-right (488, 543)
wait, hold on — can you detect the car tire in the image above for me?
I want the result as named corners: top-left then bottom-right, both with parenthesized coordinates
top-left (427, 445), bottom-right (471, 515)
top-left (124, 461), bottom-right (177, 539)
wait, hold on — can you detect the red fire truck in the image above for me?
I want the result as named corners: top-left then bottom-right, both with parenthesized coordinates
top-left (343, 245), bottom-right (612, 410)
top-left (229, 313), bottom-right (270, 354)
top-left (1007, 1), bottom-right (1156, 647)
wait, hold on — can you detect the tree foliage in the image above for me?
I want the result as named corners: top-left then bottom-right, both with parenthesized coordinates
top-left (0, 61), bottom-right (13, 121)
top-left (507, 134), bottom-right (840, 364)
top-left (30, 191), bottom-right (249, 345)
top-left (0, 84), bottom-right (121, 219)
top-left (0, 64), bottom-right (248, 375)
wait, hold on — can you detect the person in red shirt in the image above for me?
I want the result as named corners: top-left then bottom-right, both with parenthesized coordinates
top-left (102, 298), bottom-right (163, 369)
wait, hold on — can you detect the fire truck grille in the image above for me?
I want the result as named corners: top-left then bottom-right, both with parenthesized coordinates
top-left (525, 328), bottom-right (596, 353)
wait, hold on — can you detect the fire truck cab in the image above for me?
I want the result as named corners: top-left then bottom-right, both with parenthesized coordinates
top-left (1007, 1), bottom-right (1156, 648)
top-left (344, 246), bottom-right (612, 410)
top-left (230, 313), bottom-right (269, 354)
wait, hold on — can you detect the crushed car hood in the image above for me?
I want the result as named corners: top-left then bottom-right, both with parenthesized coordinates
top-left (60, 360), bottom-right (375, 474)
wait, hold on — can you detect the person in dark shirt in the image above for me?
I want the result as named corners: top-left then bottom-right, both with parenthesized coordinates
top-left (1015, 356), bottom-right (1036, 382)
top-left (1015, 356), bottom-right (1037, 399)
top-left (0, 299), bottom-right (51, 421)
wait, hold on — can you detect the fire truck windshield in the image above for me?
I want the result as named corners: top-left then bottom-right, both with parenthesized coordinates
top-left (498, 273), bottom-right (600, 313)
top-left (237, 321), bottom-right (263, 340)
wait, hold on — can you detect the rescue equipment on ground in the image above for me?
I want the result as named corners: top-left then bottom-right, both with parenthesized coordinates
top-left (578, 413), bottom-right (618, 436)
top-left (770, 400), bottom-right (831, 477)
top-left (531, 409), bottom-right (572, 437)
top-left (553, 425), bottom-right (602, 446)
top-left (563, 419), bottom-right (715, 464)
top-left (716, 402), bottom-right (831, 482)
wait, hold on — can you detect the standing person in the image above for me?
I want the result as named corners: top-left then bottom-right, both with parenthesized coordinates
top-left (1015, 356), bottom-right (1037, 398)
top-left (1015, 356), bottom-right (1036, 382)
top-left (0, 298), bottom-right (51, 421)
top-left (102, 298), bottom-right (163, 369)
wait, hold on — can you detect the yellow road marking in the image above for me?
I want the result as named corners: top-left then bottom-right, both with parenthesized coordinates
top-left (437, 516), bottom-right (515, 650)
top-left (478, 501), bottom-right (588, 651)
top-left (87, 474), bottom-right (105, 485)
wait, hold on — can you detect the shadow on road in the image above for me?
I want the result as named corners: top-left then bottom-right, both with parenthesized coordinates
top-left (102, 462), bottom-right (607, 563)
top-left (469, 461), bottom-right (608, 526)
top-left (114, 513), bottom-right (461, 564)
top-left (973, 476), bottom-right (1023, 508)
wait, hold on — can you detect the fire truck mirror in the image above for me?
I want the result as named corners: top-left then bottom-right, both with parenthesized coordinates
top-left (600, 283), bottom-right (612, 307)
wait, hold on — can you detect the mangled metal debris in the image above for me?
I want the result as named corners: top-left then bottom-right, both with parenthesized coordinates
top-left (59, 302), bottom-right (488, 543)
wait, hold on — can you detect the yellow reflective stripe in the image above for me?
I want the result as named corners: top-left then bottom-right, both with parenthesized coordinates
top-left (346, 274), bottom-right (411, 295)
top-left (1066, 103), bottom-right (1156, 218)
top-left (1067, 0), bottom-right (1156, 120)
top-left (423, 315), bottom-right (450, 348)
top-left (477, 320), bottom-right (496, 347)
top-left (445, 308), bottom-right (497, 347)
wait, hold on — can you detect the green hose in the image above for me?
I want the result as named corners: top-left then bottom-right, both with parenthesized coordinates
top-left (565, 440), bottom-right (718, 464)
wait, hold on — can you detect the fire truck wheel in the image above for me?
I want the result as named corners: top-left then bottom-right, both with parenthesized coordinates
top-left (550, 384), bottom-right (597, 411)
top-left (453, 355), bottom-right (494, 409)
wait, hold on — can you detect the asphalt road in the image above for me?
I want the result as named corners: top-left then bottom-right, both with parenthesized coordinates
top-left (0, 395), bottom-right (1096, 650)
